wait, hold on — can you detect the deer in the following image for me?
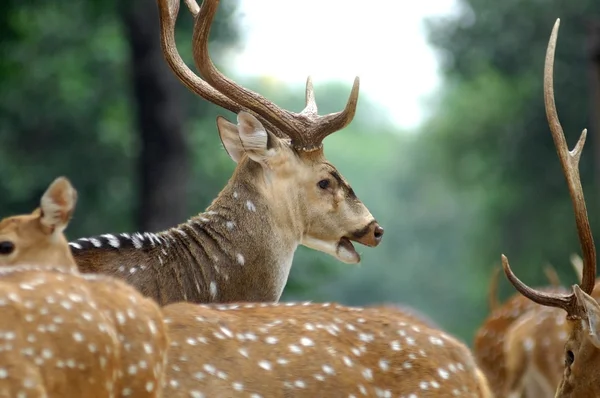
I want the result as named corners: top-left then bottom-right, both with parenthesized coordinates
top-left (476, 255), bottom-right (600, 397)
top-left (0, 176), bottom-right (170, 397)
top-left (0, 176), bottom-right (78, 270)
top-left (67, 0), bottom-right (384, 307)
top-left (501, 18), bottom-right (600, 398)
top-left (159, 300), bottom-right (493, 397)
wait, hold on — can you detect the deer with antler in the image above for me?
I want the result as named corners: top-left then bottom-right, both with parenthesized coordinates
top-left (159, 300), bottom-right (492, 397)
top-left (68, 0), bottom-right (384, 307)
top-left (475, 255), bottom-right (600, 397)
top-left (500, 18), bottom-right (600, 398)
top-left (0, 177), bottom-right (170, 397)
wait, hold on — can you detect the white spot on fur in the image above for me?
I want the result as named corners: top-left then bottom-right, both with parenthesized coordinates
top-left (226, 221), bottom-right (235, 230)
top-left (233, 191), bottom-right (239, 199)
top-left (246, 200), bottom-right (256, 212)
top-left (236, 253), bottom-right (245, 265)
top-left (209, 282), bottom-right (217, 299)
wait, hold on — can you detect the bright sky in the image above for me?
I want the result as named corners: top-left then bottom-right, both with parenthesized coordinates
top-left (231, 0), bottom-right (459, 130)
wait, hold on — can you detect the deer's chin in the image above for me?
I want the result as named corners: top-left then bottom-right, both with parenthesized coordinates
top-left (300, 236), bottom-right (360, 264)
top-left (336, 237), bottom-right (360, 264)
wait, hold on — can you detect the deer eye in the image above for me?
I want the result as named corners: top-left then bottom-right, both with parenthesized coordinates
top-left (0, 241), bottom-right (15, 255)
top-left (318, 179), bottom-right (330, 190)
top-left (566, 350), bottom-right (575, 366)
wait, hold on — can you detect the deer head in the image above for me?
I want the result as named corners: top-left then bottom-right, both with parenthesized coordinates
top-left (501, 19), bottom-right (599, 398)
top-left (0, 177), bottom-right (77, 269)
top-left (160, 301), bottom-right (492, 397)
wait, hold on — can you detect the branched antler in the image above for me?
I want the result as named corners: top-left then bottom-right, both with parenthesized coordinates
top-left (502, 18), bottom-right (597, 319)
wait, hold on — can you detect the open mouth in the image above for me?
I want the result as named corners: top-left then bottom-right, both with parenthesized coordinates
top-left (336, 237), bottom-right (360, 264)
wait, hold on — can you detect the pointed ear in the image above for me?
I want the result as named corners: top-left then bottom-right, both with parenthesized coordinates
top-left (39, 177), bottom-right (78, 234)
top-left (216, 111), bottom-right (275, 164)
top-left (574, 285), bottom-right (600, 348)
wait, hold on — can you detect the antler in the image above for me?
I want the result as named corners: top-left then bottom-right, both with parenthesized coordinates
top-left (502, 18), bottom-right (597, 318)
top-left (190, 0), bottom-right (360, 151)
top-left (157, 0), bottom-right (247, 115)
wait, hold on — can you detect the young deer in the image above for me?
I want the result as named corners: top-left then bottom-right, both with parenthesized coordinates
top-left (69, 0), bottom-right (384, 306)
top-left (0, 177), bottom-right (78, 270)
top-left (501, 19), bottom-right (600, 398)
top-left (0, 177), bottom-right (170, 397)
top-left (160, 301), bottom-right (492, 397)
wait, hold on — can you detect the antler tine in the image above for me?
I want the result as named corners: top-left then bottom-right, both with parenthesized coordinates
top-left (156, 0), bottom-right (242, 114)
top-left (301, 76), bottom-right (318, 116)
top-left (183, 0), bottom-right (199, 15)
top-left (312, 76), bottom-right (360, 141)
top-left (191, 0), bottom-right (296, 139)
top-left (190, 0), bottom-right (361, 151)
top-left (544, 18), bottom-right (596, 296)
top-left (501, 255), bottom-right (573, 312)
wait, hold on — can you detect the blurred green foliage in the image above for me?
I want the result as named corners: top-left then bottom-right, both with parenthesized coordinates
top-left (1, 0), bottom-right (600, 347)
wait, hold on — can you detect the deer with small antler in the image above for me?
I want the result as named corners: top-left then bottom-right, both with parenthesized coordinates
top-left (159, 300), bottom-right (492, 397)
top-left (0, 177), bottom-right (170, 397)
top-left (500, 19), bottom-right (600, 398)
top-left (68, 0), bottom-right (384, 307)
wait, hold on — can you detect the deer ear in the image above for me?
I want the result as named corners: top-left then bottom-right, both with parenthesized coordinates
top-left (217, 112), bottom-right (274, 164)
top-left (574, 285), bottom-right (600, 348)
top-left (39, 177), bottom-right (78, 235)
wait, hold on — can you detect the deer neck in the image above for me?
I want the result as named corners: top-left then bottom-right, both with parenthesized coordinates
top-left (70, 158), bottom-right (304, 306)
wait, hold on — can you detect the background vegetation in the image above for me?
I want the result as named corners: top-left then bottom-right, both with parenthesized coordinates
top-left (2, 0), bottom-right (600, 344)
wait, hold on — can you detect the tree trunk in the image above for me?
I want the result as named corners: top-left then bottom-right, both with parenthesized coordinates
top-left (120, 0), bottom-right (189, 232)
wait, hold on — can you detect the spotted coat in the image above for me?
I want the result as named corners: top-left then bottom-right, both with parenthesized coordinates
top-left (162, 301), bottom-right (492, 397)
top-left (0, 265), bottom-right (169, 398)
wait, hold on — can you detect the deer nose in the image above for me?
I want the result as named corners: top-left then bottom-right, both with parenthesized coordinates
top-left (373, 223), bottom-right (384, 244)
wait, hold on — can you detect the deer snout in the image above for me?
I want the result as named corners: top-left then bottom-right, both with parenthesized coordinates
top-left (351, 221), bottom-right (384, 247)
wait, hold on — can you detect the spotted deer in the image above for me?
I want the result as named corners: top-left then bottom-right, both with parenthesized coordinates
top-left (477, 257), bottom-right (600, 398)
top-left (68, 0), bottom-right (384, 307)
top-left (0, 177), bottom-right (170, 397)
top-left (160, 300), bottom-right (492, 397)
top-left (501, 19), bottom-right (600, 398)
top-left (0, 177), bottom-right (78, 270)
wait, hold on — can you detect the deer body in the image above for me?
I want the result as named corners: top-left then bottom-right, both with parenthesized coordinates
top-left (69, 0), bottom-right (383, 306)
top-left (161, 301), bottom-right (492, 397)
top-left (0, 266), bottom-right (169, 398)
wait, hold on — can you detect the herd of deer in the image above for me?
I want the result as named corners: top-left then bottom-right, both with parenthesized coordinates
top-left (0, 0), bottom-right (596, 396)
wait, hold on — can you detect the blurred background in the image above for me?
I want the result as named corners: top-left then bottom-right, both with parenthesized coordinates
top-left (1, 0), bottom-right (600, 345)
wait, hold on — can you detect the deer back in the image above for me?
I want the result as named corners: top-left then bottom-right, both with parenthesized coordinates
top-left (161, 302), bottom-right (491, 397)
top-left (0, 266), bottom-right (169, 398)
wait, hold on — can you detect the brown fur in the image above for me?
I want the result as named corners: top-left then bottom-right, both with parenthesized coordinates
top-left (161, 301), bottom-right (490, 397)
